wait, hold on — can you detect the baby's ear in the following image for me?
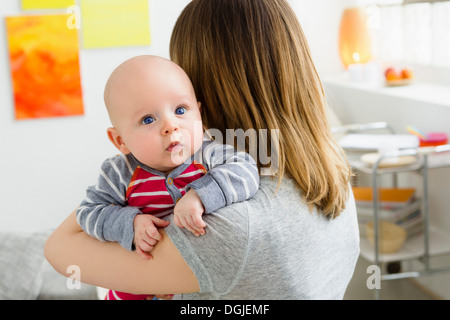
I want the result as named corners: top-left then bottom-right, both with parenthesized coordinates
top-left (107, 127), bottom-right (130, 154)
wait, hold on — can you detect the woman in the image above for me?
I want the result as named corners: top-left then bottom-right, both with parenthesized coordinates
top-left (45, 0), bottom-right (359, 299)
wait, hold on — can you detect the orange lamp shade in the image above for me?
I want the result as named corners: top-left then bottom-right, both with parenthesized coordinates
top-left (338, 7), bottom-right (372, 68)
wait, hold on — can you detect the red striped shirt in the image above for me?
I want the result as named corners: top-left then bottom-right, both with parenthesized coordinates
top-left (126, 161), bottom-right (207, 217)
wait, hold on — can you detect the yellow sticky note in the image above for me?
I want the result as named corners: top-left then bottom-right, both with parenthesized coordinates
top-left (80, 0), bottom-right (151, 49)
top-left (22, 0), bottom-right (75, 10)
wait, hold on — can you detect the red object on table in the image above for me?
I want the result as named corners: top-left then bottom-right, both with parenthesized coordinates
top-left (419, 132), bottom-right (448, 147)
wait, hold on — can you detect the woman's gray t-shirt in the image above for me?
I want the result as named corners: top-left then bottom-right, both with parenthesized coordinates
top-left (164, 176), bottom-right (360, 299)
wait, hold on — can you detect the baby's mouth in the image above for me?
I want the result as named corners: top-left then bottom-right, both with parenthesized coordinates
top-left (166, 141), bottom-right (183, 153)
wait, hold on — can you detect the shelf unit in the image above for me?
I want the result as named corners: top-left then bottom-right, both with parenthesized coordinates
top-left (335, 122), bottom-right (450, 299)
top-left (350, 148), bottom-right (450, 262)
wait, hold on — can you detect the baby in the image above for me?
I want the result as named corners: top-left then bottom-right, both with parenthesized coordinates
top-left (76, 55), bottom-right (259, 300)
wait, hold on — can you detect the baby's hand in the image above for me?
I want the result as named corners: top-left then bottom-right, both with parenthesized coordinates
top-left (173, 189), bottom-right (206, 236)
top-left (133, 214), bottom-right (170, 259)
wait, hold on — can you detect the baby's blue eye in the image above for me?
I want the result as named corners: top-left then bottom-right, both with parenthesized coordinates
top-left (141, 116), bottom-right (155, 125)
top-left (175, 107), bottom-right (186, 115)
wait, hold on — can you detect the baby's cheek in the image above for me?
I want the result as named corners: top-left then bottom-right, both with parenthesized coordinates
top-left (192, 123), bottom-right (204, 153)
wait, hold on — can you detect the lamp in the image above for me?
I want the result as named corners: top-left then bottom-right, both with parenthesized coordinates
top-left (338, 7), bottom-right (372, 69)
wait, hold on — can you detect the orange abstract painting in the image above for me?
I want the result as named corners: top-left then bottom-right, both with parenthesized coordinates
top-left (6, 14), bottom-right (84, 120)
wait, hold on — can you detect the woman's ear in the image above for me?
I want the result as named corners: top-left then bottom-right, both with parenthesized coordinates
top-left (107, 127), bottom-right (130, 154)
top-left (197, 101), bottom-right (201, 111)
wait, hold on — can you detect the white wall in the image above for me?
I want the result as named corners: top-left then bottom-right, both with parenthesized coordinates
top-left (289, 0), bottom-right (345, 75)
top-left (0, 0), bottom-right (341, 232)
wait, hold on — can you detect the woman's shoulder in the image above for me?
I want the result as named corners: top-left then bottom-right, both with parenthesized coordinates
top-left (207, 176), bottom-right (301, 217)
top-left (249, 175), bottom-right (357, 215)
top-left (244, 175), bottom-right (309, 212)
top-left (211, 175), bottom-right (356, 228)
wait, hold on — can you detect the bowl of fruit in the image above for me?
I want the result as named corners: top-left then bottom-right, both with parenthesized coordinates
top-left (385, 67), bottom-right (414, 86)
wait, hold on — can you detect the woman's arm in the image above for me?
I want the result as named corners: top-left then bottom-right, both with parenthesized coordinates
top-left (44, 210), bottom-right (199, 295)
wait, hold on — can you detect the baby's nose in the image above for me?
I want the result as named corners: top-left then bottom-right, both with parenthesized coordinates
top-left (162, 117), bottom-right (179, 135)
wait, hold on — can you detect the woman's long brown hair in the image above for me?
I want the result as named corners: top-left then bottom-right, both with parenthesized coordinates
top-left (170, 0), bottom-right (351, 218)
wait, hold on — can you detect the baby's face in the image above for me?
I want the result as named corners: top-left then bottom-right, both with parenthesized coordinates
top-left (107, 57), bottom-right (203, 173)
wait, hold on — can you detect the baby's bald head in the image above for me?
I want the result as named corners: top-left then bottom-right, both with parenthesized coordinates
top-left (103, 55), bottom-right (195, 128)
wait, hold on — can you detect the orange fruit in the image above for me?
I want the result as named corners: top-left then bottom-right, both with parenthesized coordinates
top-left (401, 68), bottom-right (413, 79)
